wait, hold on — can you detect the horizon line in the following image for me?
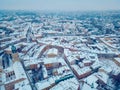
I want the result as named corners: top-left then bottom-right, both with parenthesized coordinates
top-left (0, 9), bottom-right (120, 12)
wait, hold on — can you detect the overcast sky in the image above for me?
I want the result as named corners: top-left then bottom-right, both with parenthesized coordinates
top-left (0, 0), bottom-right (120, 11)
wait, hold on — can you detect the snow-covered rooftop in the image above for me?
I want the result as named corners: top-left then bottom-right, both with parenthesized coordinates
top-left (72, 65), bottom-right (91, 75)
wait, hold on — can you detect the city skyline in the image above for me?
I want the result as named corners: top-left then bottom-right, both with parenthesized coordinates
top-left (0, 0), bottom-right (120, 11)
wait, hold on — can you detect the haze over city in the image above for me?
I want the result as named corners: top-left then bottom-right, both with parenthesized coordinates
top-left (0, 0), bottom-right (120, 11)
